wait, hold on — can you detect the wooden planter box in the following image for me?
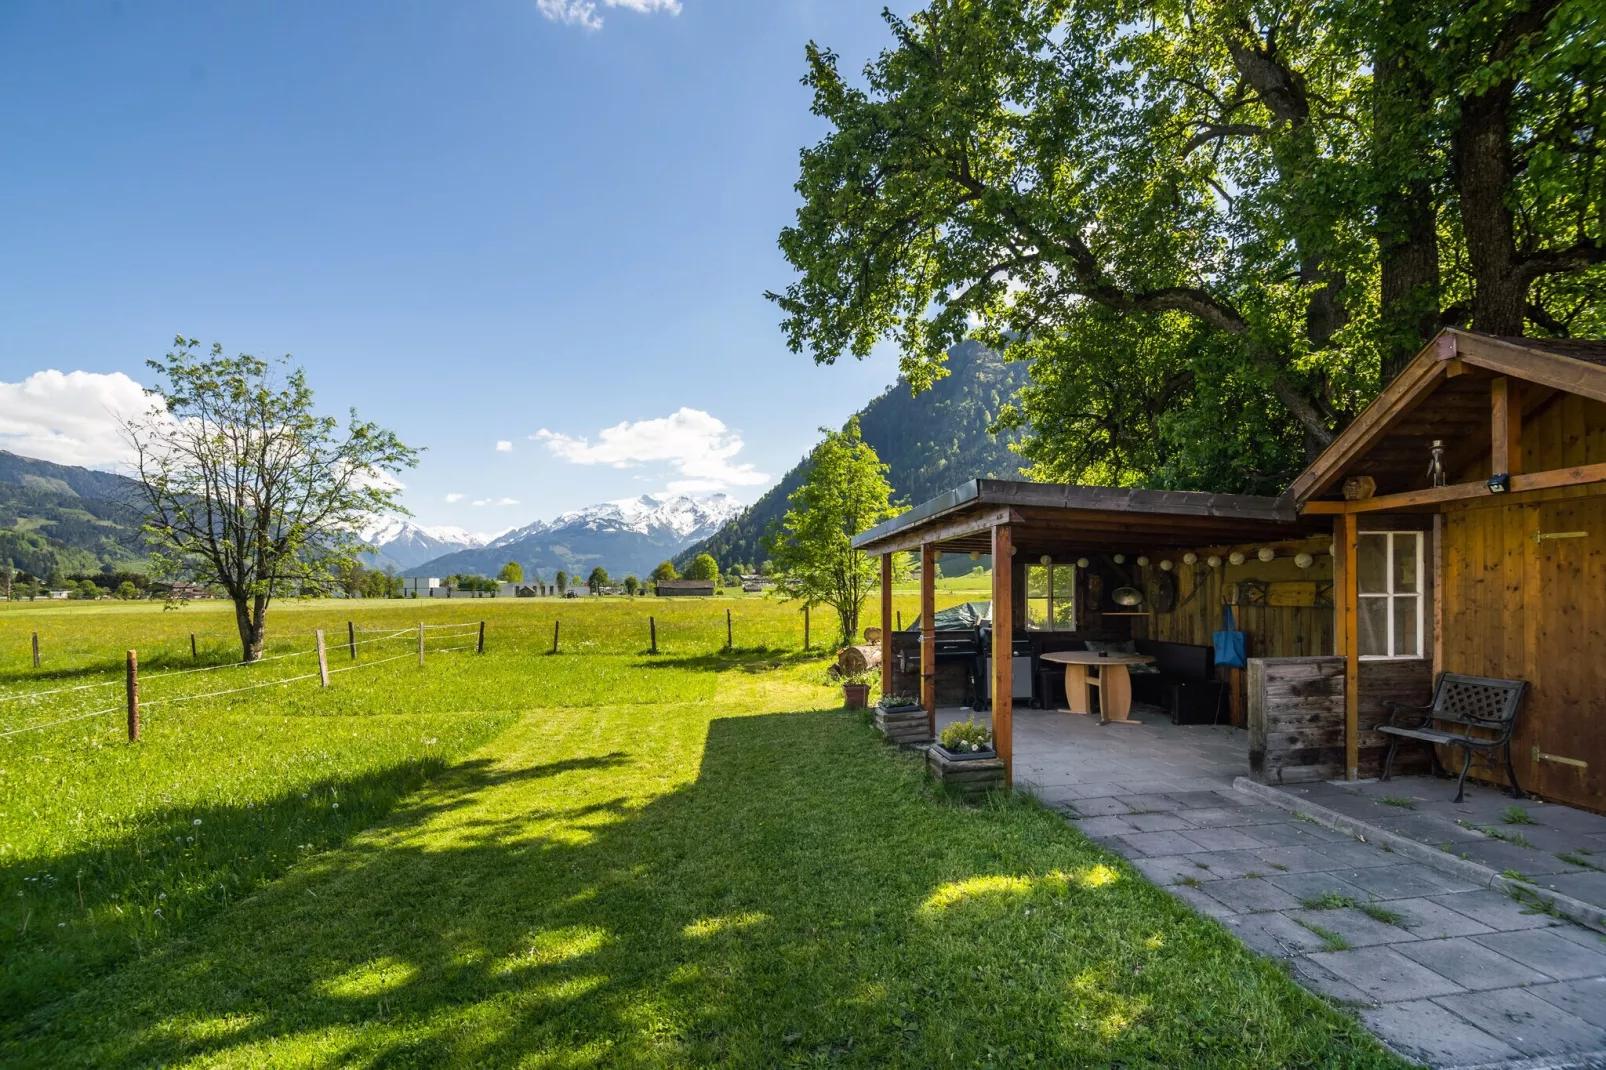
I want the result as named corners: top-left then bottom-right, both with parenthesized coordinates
top-left (928, 745), bottom-right (1006, 799)
top-left (874, 704), bottom-right (932, 745)
top-left (843, 683), bottom-right (871, 710)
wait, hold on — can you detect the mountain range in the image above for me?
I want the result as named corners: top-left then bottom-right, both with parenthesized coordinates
top-left (674, 340), bottom-right (1029, 573)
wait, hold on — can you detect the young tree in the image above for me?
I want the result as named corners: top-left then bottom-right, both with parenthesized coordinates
top-left (497, 561), bottom-right (523, 583)
top-left (555, 570), bottom-right (569, 595)
top-left (769, 417), bottom-right (903, 646)
top-left (683, 553), bottom-right (719, 582)
top-left (587, 566), bottom-right (609, 593)
top-left (650, 561), bottom-right (678, 582)
top-left (123, 338), bottom-right (417, 662)
top-left (115, 581), bottom-right (138, 600)
top-left (623, 574), bottom-right (640, 596)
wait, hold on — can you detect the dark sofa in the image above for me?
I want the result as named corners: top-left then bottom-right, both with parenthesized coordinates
top-left (1130, 639), bottom-right (1228, 725)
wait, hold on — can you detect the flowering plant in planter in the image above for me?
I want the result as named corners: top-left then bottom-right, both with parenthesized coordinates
top-left (938, 717), bottom-right (994, 756)
top-left (878, 693), bottom-right (921, 711)
top-left (840, 670), bottom-right (877, 710)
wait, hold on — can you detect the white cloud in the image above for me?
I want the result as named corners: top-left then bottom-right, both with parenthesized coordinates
top-left (472, 497), bottom-right (520, 507)
top-left (445, 492), bottom-right (466, 503)
top-left (533, 407), bottom-right (768, 491)
top-left (537, 0), bottom-right (680, 31)
top-left (495, 440), bottom-right (513, 453)
top-left (0, 369), bottom-right (152, 469)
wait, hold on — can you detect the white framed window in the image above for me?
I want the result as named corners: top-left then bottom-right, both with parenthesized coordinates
top-left (1025, 564), bottom-right (1076, 631)
top-left (1357, 530), bottom-right (1423, 659)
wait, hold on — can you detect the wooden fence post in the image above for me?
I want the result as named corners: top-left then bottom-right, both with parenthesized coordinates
top-left (348, 621), bottom-right (356, 659)
top-left (190, 633), bottom-right (198, 662)
top-left (803, 605), bottom-right (810, 650)
top-left (316, 629), bottom-right (330, 687)
top-left (126, 649), bottom-right (139, 742)
top-left (477, 621), bottom-right (485, 654)
top-left (649, 616), bottom-right (658, 654)
top-left (552, 620), bottom-right (561, 655)
top-left (418, 622), bottom-right (425, 666)
top-left (32, 632), bottom-right (40, 669)
top-left (896, 610), bottom-right (902, 632)
top-left (726, 608), bottom-right (733, 651)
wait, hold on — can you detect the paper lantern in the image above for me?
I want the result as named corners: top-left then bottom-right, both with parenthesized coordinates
top-left (1295, 552), bottom-right (1314, 569)
top-left (1112, 554), bottom-right (1125, 564)
top-left (1076, 557), bottom-right (1090, 568)
top-left (1328, 542), bottom-right (1337, 556)
top-left (1160, 559), bottom-right (1173, 571)
top-left (1228, 551), bottom-right (1245, 566)
top-left (1207, 555), bottom-right (1222, 568)
top-left (969, 550), bottom-right (980, 561)
top-left (1182, 552), bottom-right (1198, 565)
top-left (1040, 555), bottom-right (1052, 566)
top-left (1257, 547), bottom-right (1276, 563)
top-left (1136, 555), bottom-right (1150, 567)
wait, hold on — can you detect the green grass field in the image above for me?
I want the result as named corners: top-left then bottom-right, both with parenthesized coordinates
top-left (1, 597), bottom-right (1402, 1067)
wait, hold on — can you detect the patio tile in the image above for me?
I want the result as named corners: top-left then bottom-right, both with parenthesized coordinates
top-left (1386, 897), bottom-right (1496, 939)
top-left (1529, 977), bottom-right (1606, 1029)
top-left (1340, 863), bottom-right (1480, 900)
top-left (1132, 855), bottom-right (1210, 889)
top-left (1433, 987), bottom-right (1606, 1058)
top-left (1123, 811), bottom-right (1197, 833)
top-left (1306, 946), bottom-right (1464, 1002)
top-left (1545, 869), bottom-right (1606, 905)
top-left (1455, 839), bottom-right (1585, 876)
top-left (1287, 907), bottom-right (1419, 949)
top-left (1552, 924), bottom-right (1606, 953)
top-left (1304, 840), bottom-right (1401, 869)
top-left (1251, 846), bottom-right (1352, 874)
top-left (1182, 850), bottom-right (1273, 880)
top-left (1067, 796), bottom-right (1142, 817)
top-left (1361, 1000), bottom-right (1522, 1068)
top-left (1431, 889), bottom-right (1565, 932)
top-left (1110, 830), bottom-right (1205, 857)
top-left (1166, 882), bottom-right (1239, 922)
top-left (1176, 827), bottom-right (1267, 853)
top-left (1288, 957), bottom-right (1378, 1006)
top-left (1474, 928), bottom-right (1606, 981)
top-left (1238, 822), bottom-right (1340, 848)
top-left (1071, 815), bottom-right (1140, 838)
top-left (1195, 876), bottom-right (1303, 914)
top-left (1222, 912), bottom-right (1330, 958)
top-left (1396, 936), bottom-right (1553, 990)
top-left (1264, 869), bottom-right (1372, 904)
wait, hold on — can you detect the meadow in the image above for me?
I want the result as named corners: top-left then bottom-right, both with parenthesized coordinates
top-left (1, 595), bottom-right (1402, 1067)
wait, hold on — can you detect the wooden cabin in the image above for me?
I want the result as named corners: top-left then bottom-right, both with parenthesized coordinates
top-left (852, 329), bottom-right (1606, 812)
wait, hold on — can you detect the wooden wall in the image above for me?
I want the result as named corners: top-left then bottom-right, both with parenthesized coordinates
top-left (1247, 657), bottom-right (1432, 784)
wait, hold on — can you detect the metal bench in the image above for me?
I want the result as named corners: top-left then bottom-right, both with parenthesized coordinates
top-left (1377, 672), bottom-right (1528, 803)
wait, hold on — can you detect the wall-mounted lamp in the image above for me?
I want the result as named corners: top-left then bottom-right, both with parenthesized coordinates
top-left (1487, 473), bottom-right (1511, 494)
top-left (1076, 557), bottom-right (1090, 568)
top-left (1294, 552), bottom-right (1314, 569)
top-left (1228, 551), bottom-right (1246, 566)
top-left (1182, 552), bottom-right (1198, 566)
top-left (1257, 547), bottom-right (1276, 563)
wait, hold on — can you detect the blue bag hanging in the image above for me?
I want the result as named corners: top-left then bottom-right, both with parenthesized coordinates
top-left (1212, 606), bottom-right (1247, 669)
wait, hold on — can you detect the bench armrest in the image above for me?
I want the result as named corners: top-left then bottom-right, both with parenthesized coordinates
top-left (1380, 699), bottom-right (1433, 729)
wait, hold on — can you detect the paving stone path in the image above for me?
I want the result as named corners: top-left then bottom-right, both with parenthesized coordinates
top-left (939, 706), bottom-right (1606, 1068)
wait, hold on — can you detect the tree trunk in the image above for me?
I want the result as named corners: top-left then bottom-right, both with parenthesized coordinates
top-left (1455, 84), bottom-right (1526, 336)
top-left (234, 595), bottom-right (267, 663)
top-left (1373, 6), bottom-right (1442, 379)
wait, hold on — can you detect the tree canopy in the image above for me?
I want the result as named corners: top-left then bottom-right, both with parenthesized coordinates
top-left (587, 566), bottom-right (610, 592)
top-left (650, 561), bottom-right (679, 582)
top-left (772, 0), bottom-right (1605, 492)
top-left (124, 338), bottom-right (416, 661)
top-left (497, 561), bottom-right (523, 583)
top-left (683, 553), bottom-right (720, 582)
top-left (769, 417), bottom-right (904, 646)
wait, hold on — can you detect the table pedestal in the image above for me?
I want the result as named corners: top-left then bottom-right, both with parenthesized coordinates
top-left (1062, 662), bottom-right (1137, 722)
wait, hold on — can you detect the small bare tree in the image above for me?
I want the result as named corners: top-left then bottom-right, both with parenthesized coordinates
top-left (123, 338), bottom-right (418, 662)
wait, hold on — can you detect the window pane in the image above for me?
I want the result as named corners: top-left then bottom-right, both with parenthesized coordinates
top-left (1026, 598), bottom-right (1049, 630)
top-left (1392, 595), bottom-right (1420, 656)
top-left (1026, 565), bottom-right (1049, 598)
top-left (1358, 534), bottom-right (1389, 594)
top-left (1052, 565), bottom-right (1076, 601)
top-left (1359, 596), bottom-right (1389, 656)
top-left (1392, 533), bottom-right (1419, 594)
top-left (1052, 598), bottom-right (1075, 630)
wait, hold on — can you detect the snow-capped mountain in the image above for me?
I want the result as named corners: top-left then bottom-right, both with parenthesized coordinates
top-left (359, 518), bottom-right (490, 572)
top-left (399, 493), bottom-right (745, 580)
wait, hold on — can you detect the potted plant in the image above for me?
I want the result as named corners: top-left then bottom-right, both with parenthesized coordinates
top-left (873, 692), bottom-right (931, 744)
top-left (935, 717), bottom-right (996, 761)
top-left (878, 693), bottom-right (921, 714)
top-left (841, 671), bottom-right (874, 710)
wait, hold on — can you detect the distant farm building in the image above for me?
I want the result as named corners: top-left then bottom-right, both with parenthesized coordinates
top-left (655, 580), bottom-right (715, 597)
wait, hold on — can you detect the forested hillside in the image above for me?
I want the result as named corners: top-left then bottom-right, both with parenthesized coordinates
top-left (0, 452), bottom-right (145, 575)
top-left (677, 340), bottom-right (1027, 571)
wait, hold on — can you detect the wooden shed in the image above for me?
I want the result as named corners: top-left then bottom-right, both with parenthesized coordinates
top-left (654, 580), bottom-right (716, 597)
top-left (852, 329), bottom-right (1606, 812)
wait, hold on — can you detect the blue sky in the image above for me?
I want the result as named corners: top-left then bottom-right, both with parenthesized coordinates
top-left (0, 1), bottom-right (904, 533)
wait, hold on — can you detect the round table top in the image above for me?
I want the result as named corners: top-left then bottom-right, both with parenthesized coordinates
top-left (1039, 650), bottom-right (1157, 666)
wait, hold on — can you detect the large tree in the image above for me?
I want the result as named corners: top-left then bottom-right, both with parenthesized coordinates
top-left (772, 0), bottom-right (1604, 490)
top-left (124, 338), bottom-right (416, 661)
top-left (683, 553), bottom-right (720, 582)
top-left (769, 417), bottom-right (904, 647)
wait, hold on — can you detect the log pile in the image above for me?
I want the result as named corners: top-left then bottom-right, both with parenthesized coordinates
top-left (835, 644), bottom-right (882, 678)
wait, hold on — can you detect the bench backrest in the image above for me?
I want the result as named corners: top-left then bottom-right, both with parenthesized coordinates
top-left (1432, 673), bottom-right (1528, 737)
top-left (1133, 639), bottom-right (1214, 681)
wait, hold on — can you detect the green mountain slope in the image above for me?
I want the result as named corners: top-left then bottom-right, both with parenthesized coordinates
top-left (0, 452), bottom-right (146, 575)
top-left (677, 341), bottom-right (1028, 571)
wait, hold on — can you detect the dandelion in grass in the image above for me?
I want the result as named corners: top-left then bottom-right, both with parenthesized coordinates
top-left (193, 819), bottom-right (202, 826)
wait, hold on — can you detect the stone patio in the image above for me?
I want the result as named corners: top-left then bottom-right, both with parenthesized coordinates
top-left (937, 705), bottom-right (1606, 1069)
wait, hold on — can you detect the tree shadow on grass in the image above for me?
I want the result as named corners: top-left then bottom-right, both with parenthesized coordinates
top-left (1, 752), bottom-right (631, 1032)
top-left (637, 649), bottom-right (830, 674)
top-left (13, 713), bottom-right (1399, 1069)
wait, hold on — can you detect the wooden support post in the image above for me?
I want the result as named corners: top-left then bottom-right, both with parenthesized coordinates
top-left (316, 629), bottom-right (330, 687)
top-left (1491, 376), bottom-right (1521, 477)
top-left (125, 649), bottom-right (139, 742)
top-left (802, 605), bottom-right (809, 650)
top-left (920, 543), bottom-right (936, 735)
top-left (552, 620), bottom-right (560, 655)
top-left (1432, 514), bottom-right (1444, 680)
top-left (348, 621), bottom-right (356, 659)
top-left (1334, 514), bottom-right (1360, 779)
top-left (649, 616), bottom-right (658, 654)
top-left (477, 621), bottom-right (485, 654)
top-left (31, 632), bottom-right (39, 669)
top-left (880, 553), bottom-right (893, 697)
top-left (191, 632), bottom-right (198, 662)
top-left (726, 608), bottom-right (732, 651)
top-left (991, 524), bottom-right (1014, 789)
top-left (418, 622), bottom-right (425, 666)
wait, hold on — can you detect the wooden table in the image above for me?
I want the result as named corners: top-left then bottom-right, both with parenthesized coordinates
top-left (1039, 650), bottom-right (1157, 723)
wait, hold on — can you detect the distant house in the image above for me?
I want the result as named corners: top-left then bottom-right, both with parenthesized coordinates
top-left (152, 582), bottom-right (212, 601)
top-left (655, 579), bottom-right (715, 597)
top-left (400, 577), bottom-right (439, 597)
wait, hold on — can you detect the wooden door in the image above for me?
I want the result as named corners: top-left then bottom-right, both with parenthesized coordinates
top-left (1529, 497), bottom-right (1606, 808)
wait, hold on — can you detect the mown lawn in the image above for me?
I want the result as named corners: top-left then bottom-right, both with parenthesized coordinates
top-left (4, 600), bottom-right (1405, 1067)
